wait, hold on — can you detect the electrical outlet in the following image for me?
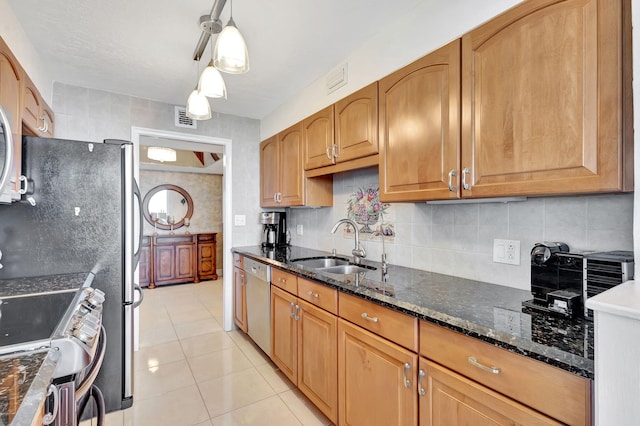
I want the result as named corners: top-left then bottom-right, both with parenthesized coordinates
top-left (493, 239), bottom-right (521, 265)
top-left (296, 224), bottom-right (303, 235)
top-left (234, 215), bottom-right (246, 226)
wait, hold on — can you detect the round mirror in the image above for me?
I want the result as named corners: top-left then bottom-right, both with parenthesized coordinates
top-left (142, 184), bottom-right (194, 230)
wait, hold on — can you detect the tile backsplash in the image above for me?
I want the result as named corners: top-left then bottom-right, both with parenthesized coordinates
top-left (286, 167), bottom-right (633, 290)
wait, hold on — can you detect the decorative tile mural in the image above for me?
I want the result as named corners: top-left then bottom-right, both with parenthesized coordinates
top-left (346, 186), bottom-right (395, 241)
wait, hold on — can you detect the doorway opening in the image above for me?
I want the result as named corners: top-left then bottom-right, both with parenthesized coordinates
top-left (130, 126), bottom-right (234, 332)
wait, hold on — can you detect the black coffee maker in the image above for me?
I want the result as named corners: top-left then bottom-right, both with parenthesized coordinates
top-left (530, 241), bottom-right (570, 303)
top-left (260, 212), bottom-right (287, 248)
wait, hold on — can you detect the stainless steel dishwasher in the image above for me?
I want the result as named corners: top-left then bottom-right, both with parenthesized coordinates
top-left (244, 258), bottom-right (271, 356)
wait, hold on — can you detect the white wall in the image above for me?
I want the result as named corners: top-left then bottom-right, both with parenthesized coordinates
top-left (261, 0), bottom-right (522, 139)
top-left (0, 0), bottom-right (53, 103)
top-left (288, 168), bottom-right (634, 290)
top-left (51, 82), bottom-right (263, 248)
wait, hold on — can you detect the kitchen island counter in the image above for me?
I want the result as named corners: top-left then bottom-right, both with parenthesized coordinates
top-left (232, 245), bottom-right (594, 379)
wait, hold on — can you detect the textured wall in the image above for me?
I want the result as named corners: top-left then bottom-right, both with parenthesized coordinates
top-left (287, 167), bottom-right (634, 291)
top-left (139, 170), bottom-right (223, 271)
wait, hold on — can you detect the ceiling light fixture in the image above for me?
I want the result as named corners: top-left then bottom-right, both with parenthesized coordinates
top-left (198, 35), bottom-right (227, 98)
top-left (147, 147), bottom-right (177, 163)
top-left (213, 0), bottom-right (250, 74)
top-left (186, 61), bottom-right (212, 120)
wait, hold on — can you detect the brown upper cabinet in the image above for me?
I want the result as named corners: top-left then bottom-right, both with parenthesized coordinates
top-left (260, 122), bottom-right (333, 207)
top-left (0, 36), bottom-right (24, 201)
top-left (461, 0), bottom-right (632, 198)
top-left (22, 73), bottom-right (54, 138)
top-left (379, 39), bottom-right (461, 202)
top-left (381, 0), bottom-right (632, 202)
top-left (304, 82), bottom-right (379, 174)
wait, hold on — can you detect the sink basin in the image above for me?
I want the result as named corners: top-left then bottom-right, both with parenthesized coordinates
top-left (292, 256), bottom-right (350, 269)
top-left (319, 264), bottom-right (376, 275)
top-left (291, 256), bottom-right (377, 275)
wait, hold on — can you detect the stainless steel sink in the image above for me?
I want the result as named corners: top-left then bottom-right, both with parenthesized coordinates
top-left (291, 256), bottom-right (376, 275)
top-left (292, 256), bottom-right (350, 269)
top-left (319, 264), bottom-right (375, 275)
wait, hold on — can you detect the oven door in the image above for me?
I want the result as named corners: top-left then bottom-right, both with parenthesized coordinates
top-left (0, 104), bottom-right (14, 204)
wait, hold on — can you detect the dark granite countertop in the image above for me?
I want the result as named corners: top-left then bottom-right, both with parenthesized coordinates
top-left (0, 349), bottom-right (60, 426)
top-left (232, 245), bottom-right (594, 379)
top-left (0, 272), bottom-right (88, 298)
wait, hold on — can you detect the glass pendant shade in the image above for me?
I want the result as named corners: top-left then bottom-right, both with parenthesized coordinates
top-left (198, 60), bottom-right (227, 98)
top-left (147, 147), bottom-right (177, 162)
top-left (186, 88), bottom-right (212, 120)
top-left (213, 18), bottom-right (250, 74)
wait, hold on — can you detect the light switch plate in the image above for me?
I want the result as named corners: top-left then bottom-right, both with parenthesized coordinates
top-left (493, 239), bottom-right (521, 265)
top-left (234, 214), bottom-right (246, 226)
top-left (296, 224), bottom-right (303, 235)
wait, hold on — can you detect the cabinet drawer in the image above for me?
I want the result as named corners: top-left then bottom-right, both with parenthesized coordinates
top-left (298, 278), bottom-right (338, 315)
top-left (339, 292), bottom-right (417, 351)
top-left (233, 253), bottom-right (243, 269)
top-left (420, 321), bottom-right (591, 426)
top-left (272, 268), bottom-right (297, 294)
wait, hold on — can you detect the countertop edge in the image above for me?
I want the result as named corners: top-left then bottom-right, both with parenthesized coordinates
top-left (232, 247), bottom-right (594, 379)
top-left (586, 280), bottom-right (640, 320)
top-left (10, 349), bottom-right (60, 426)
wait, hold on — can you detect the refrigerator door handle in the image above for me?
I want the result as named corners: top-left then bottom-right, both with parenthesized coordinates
top-left (133, 284), bottom-right (144, 308)
top-left (132, 178), bottom-right (143, 269)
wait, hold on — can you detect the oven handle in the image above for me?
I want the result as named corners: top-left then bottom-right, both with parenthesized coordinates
top-left (75, 326), bottom-right (107, 402)
top-left (42, 384), bottom-right (59, 425)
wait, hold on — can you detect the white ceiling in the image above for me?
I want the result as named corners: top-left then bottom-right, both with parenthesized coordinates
top-left (9, 0), bottom-right (422, 120)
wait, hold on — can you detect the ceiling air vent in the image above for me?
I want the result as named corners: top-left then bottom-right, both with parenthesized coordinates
top-left (326, 62), bottom-right (348, 94)
top-left (175, 106), bottom-right (197, 129)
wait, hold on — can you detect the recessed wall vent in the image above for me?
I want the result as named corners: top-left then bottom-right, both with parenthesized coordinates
top-left (326, 62), bottom-right (348, 94)
top-left (175, 106), bottom-right (197, 129)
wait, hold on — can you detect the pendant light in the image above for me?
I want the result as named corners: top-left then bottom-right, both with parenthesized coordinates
top-left (213, 0), bottom-right (249, 74)
top-left (186, 61), bottom-right (212, 120)
top-left (198, 37), bottom-right (227, 98)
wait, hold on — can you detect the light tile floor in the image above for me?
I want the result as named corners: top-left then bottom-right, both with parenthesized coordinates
top-left (81, 279), bottom-right (332, 426)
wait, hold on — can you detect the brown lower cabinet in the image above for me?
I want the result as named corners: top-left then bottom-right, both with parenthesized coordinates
top-left (233, 264), bottom-right (247, 332)
top-left (139, 233), bottom-right (217, 288)
top-left (338, 318), bottom-right (418, 426)
top-left (419, 359), bottom-right (561, 425)
top-left (271, 278), bottom-right (338, 424)
top-left (259, 265), bottom-right (593, 426)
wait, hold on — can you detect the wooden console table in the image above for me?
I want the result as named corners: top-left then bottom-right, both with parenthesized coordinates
top-left (139, 233), bottom-right (218, 288)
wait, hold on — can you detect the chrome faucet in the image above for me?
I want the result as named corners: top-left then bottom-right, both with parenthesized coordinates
top-left (330, 218), bottom-right (366, 264)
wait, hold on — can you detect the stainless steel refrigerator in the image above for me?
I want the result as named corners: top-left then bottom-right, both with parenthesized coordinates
top-left (0, 136), bottom-right (142, 412)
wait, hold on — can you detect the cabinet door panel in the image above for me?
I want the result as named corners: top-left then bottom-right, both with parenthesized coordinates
top-left (379, 40), bottom-right (461, 202)
top-left (420, 359), bottom-right (561, 426)
top-left (175, 244), bottom-right (194, 279)
top-left (461, 0), bottom-right (630, 196)
top-left (0, 38), bottom-right (23, 198)
top-left (271, 286), bottom-right (298, 384)
top-left (279, 124), bottom-right (304, 205)
top-left (298, 300), bottom-right (337, 424)
top-left (155, 246), bottom-right (176, 281)
top-left (304, 106), bottom-right (334, 170)
top-left (335, 82), bottom-right (379, 163)
top-left (260, 136), bottom-right (279, 207)
top-left (233, 267), bottom-right (247, 332)
top-left (338, 319), bottom-right (417, 426)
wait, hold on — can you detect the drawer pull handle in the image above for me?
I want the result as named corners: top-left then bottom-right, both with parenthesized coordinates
top-left (279, 277), bottom-right (287, 283)
top-left (418, 369), bottom-right (426, 396)
top-left (468, 357), bottom-right (501, 374)
top-left (307, 291), bottom-right (319, 298)
top-left (403, 363), bottom-right (412, 388)
top-left (361, 312), bottom-right (379, 323)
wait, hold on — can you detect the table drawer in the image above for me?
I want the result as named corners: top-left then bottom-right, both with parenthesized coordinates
top-left (420, 321), bottom-right (591, 426)
top-left (298, 278), bottom-right (338, 315)
top-left (233, 253), bottom-right (243, 269)
top-left (272, 268), bottom-right (297, 294)
top-left (339, 292), bottom-right (417, 351)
